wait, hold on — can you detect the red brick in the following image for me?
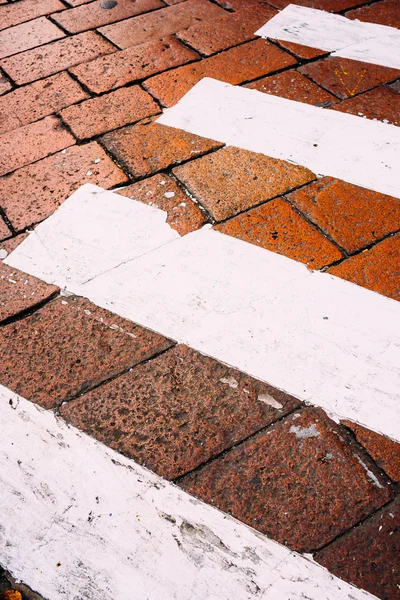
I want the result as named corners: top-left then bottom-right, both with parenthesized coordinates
top-left (245, 70), bottom-right (336, 106)
top-left (180, 407), bottom-right (392, 552)
top-left (173, 146), bottom-right (315, 221)
top-left (0, 32), bottom-right (115, 86)
top-left (0, 0), bottom-right (65, 31)
top-left (346, 0), bottom-right (400, 28)
top-left (101, 119), bottom-right (223, 178)
top-left (0, 73), bottom-right (11, 96)
top-left (0, 142), bottom-right (128, 230)
top-left (343, 421), bottom-right (400, 483)
top-left (268, 0), bottom-right (367, 10)
top-left (0, 296), bottom-right (172, 409)
top-left (64, 0), bottom-right (94, 5)
top-left (0, 262), bottom-right (58, 324)
top-left (115, 173), bottom-right (207, 236)
top-left (216, 0), bottom-right (272, 9)
top-left (177, 5), bottom-right (277, 56)
top-left (0, 219), bottom-right (11, 241)
top-left (0, 17), bottom-right (64, 60)
top-left (100, 0), bottom-right (225, 49)
top-left (216, 199), bottom-right (342, 269)
top-left (331, 85), bottom-right (400, 126)
top-left (316, 495), bottom-right (400, 600)
top-left (287, 178), bottom-right (400, 254)
top-left (60, 344), bottom-right (301, 479)
top-left (60, 86), bottom-right (159, 140)
top-left (0, 116), bottom-right (74, 177)
top-left (53, 0), bottom-right (163, 35)
top-left (0, 234), bottom-right (29, 258)
top-left (274, 40), bottom-right (327, 60)
top-left (299, 57), bottom-right (400, 100)
top-left (328, 234), bottom-right (400, 300)
top-left (0, 73), bottom-right (88, 136)
top-left (144, 39), bottom-right (297, 107)
top-left (71, 36), bottom-right (198, 94)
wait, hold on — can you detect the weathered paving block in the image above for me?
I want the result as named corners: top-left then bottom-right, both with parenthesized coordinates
top-left (0, 296), bottom-right (172, 409)
top-left (180, 407), bottom-right (392, 552)
top-left (345, 0), bottom-right (400, 28)
top-left (268, 0), bottom-right (372, 10)
top-left (0, 234), bottom-right (29, 258)
top-left (0, 73), bottom-right (11, 96)
top-left (0, 0), bottom-right (64, 31)
top-left (0, 17), bottom-right (64, 60)
top-left (0, 220), bottom-right (11, 241)
top-left (245, 70), bottom-right (336, 106)
top-left (60, 344), bottom-right (301, 479)
top-left (331, 85), bottom-right (400, 126)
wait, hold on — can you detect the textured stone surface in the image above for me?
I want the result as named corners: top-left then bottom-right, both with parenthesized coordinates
top-left (287, 178), bottom-right (400, 253)
top-left (346, 0), bottom-right (400, 28)
top-left (115, 173), bottom-right (207, 235)
top-left (331, 85), bottom-right (400, 126)
top-left (61, 344), bottom-right (301, 479)
top-left (216, 198), bottom-right (342, 269)
top-left (0, 17), bottom-right (64, 60)
top-left (0, 73), bottom-right (11, 96)
top-left (173, 147), bottom-right (316, 221)
top-left (216, 0), bottom-right (273, 9)
top-left (299, 57), bottom-right (400, 100)
top-left (268, 0), bottom-right (368, 10)
top-left (102, 120), bottom-right (223, 179)
top-left (0, 0), bottom-right (64, 31)
top-left (0, 234), bottom-right (28, 258)
top-left (0, 142), bottom-right (128, 230)
top-left (144, 39), bottom-right (297, 107)
top-left (316, 495), bottom-right (400, 600)
top-left (245, 70), bottom-right (336, 106)
top-left (0, 296), bottom-right (172, 409)
top-left (274, 40), bottom-right (327, 59)
top-left (0, 219), bottom-right (11, 241)
top-left (180, 407), bottom-right (392, 552)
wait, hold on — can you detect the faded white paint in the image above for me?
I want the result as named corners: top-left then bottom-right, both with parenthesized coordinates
top-left (0, 385), bottom-right (377, 600)
top-left (255, 4), bottom-right (400, 69)
top-left (157, 79), bottom-right (400, 200)
top-left (6, 186), bottom-right (400, 442)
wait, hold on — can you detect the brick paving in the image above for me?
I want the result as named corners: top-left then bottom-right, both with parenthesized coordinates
top-left (0, 0), bottom-right (399, 598)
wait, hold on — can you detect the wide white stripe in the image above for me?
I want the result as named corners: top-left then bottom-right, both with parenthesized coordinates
top-left (255, 4), bottom-right (400, 69)
top-left (157, 79), bottom-right (400, 200)
top-left (0, 385), bottom-right (377, 600)
top-left (6, 185), bottom-right (400, 442)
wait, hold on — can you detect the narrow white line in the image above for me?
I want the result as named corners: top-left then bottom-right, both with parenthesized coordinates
top-left (156, 79), bottom-right (400, 200)
top-left (6, 185), bottom-right (400, 442)
top-left (255, 4), bottom-right (400, 69)
top-left (0, 385), bottom-right (377, 600)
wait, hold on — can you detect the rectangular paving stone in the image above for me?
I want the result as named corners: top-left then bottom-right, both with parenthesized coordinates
top-left (180, 407), bottom-right (392, 553)
top-left (268, 0), bottom-right (369, 10)
top-left (0, 72), bottom-right (89, 135)
top-left (144, 39), bottom-right (297, 107)
top-left (60, 344), bottom-right (301, 479)
top-left (0, 0), bottom-right (65, 31)
top-left (274, 39), bottom-right (327, 60)
top-left (0, 142), bottom-right (128, 230)
top-left (0, 73), bottom-right (11, 96)
top-left (0, 17), bottom-right (65, 60)
top-left (0, 218), bottom-right (11, 241)
top-left (101, 119), bottom-right (223, 179)
top-left (0, 296), bottom-right (173, 409)
top-left (0, 115), bottom-right (75, 177)
top-left (52, 0), bottom-right (163, 34)
top-left (330, 85), bottom-right (400, 126)
top-left (0, 234), bottom-right (28, 258)
top-left (216, 0), bottom-right (272, 9)
top-left (173, 146), bottom-right (316, 221)
top-left (100, 0), bottom-right (226, 49)
top-left (0, 31), bottom-right (115, 86)
top-left (70, 36), bottom-right (198, 94)
top-left (245, 70), bottom-right (337, 106)
top-left (316, 495), bottom-right (400, 600)
top-left (60, 86), bottom-right (160, 140)
top-left (345, 0), bottom-right (400, 28)
top-left (64, 0), bottom-right (94, 5)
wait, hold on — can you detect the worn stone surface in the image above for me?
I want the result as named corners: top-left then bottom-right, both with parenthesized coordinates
top-left (115, 173), bottom-right (207, 235)
top-left (61, 344), bottom-right (301, 479)
top-left (0, 219), bottom-right (11, 241)
top-left (0, 234), bottom-right (28, 258)
top-left (331, 85), bottom-right (400, 126)
top-left (345, 0), bottom-right (400, 28)
top-left (0, 296), bottom-right (172, 409)
top-left (102, 120), bottom-right (223, 179)
top-left (0, 17), bottom-right (64, 60)
top-left (316, 495), bottom-right (400, 600)
top-left (268, 0), bottom-right (368, 10)
top-left (245, 70), bottom-right (336, 106)
top-left (180, 407), bottom-right (392, 552)
top-left (215, 0), bottom-right (273, 9)
top-left (144, 39), bottom-right (297, 107)
top-left (0, 0), bottom-right (64, 31)
top-left (173, 147), bottom-right (316, 221)
top-left (287, 178), bottom-right (400, 253)
top-left (0, 74), bottom-right (11, 96)
top-left (274, 40), bottom-right (327, 59)
top-left (0, 142), bottom-right (128, 230)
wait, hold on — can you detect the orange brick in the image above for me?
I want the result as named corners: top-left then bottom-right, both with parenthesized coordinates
top-left (330, 85), bottom-right (400, 126)
top-left (0, 73), bottom-right (11, 96)
top-left (0, 142), bottom-right (128, 230)
top-left (60, 86), bottom-right (159, 140)
top-left (0, 72), bottom-right (88, 135)
top-left (274, 40), bottom-right (327, 60)
top-left (328, 234), bottom-right (400, 300)
top-left (101, 119), bottom-right (223, 178)
top-left (144, 39), bottom-right (297, 107)
top-left (64, 0), bottom-right (94, 5)
top-left (0, 116), bottom-right (74, 177)
top-left (299, 57), bottom-right (400, 100)
top-left (71, 36), bottom-right (198, 94)
top-left (100, 0), bottom-right (225, 49)
top-left (345, 0), bottom-right (400, 28)
top-left (0, 218), bottom-right (11, 241)
top-left (0, 31), bottom-right (115, 86)
top-left (216, 0), bottom-right (271, 8)
top-left (0, 17), bottom-right (64, 60)
top-left (173, 147), bottom-right (316, 221)
top-left (269, 0), bottom-right (367, 10)
top-left (53, 0), bottom-right (163, 35)
top-left (177, 5), bottom-right (277, 56)
top-left (116, 173), bottom-right (207, 235)
top-left (245, 70), bottom-right (336, 106)
top-left (0, 0), bottom-right (64, 31)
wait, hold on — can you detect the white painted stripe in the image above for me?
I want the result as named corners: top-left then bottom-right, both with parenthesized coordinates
top-left (255, 4), bottom-right (400, 69)
top-left (0, 385), bottom-right (377, 600)
top-left (6, 185), bottom-right (400, 442)
top-left (156, 79), bottom-right (400, 200)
